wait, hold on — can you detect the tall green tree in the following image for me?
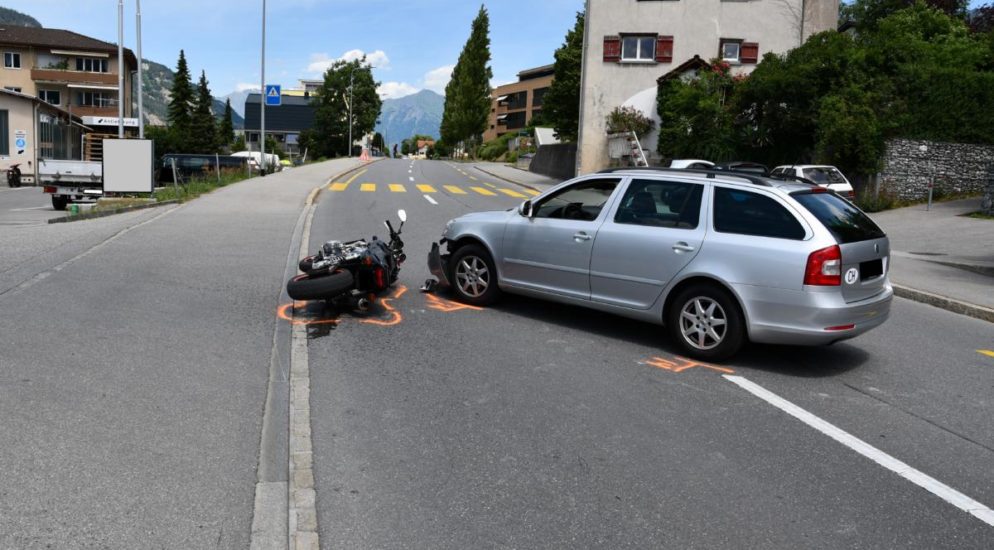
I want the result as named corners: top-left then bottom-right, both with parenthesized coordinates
top-left (306, 58), bottom-right (382, 158)
top-left (190, 70), bottom-right (218, 153)
top-left (542, 11), bottom-right (584, 142)
top-left (219, 99), bottom-right (235, 148)
top-left (167, 50), bottom-right (194, 140)
top-left (841, 0), bottom-right (969, 29)
top-left (440, 5), bottom-right (493, 149)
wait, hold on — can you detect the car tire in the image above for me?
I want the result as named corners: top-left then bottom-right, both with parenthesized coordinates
top-left (286, 270), bottom-right (354, 301)
top-left (449, 244), bottom-right (501, 306)
top-left (51, 195), bottom-right (69, 211)
top-left (666, 283), bottom-right (745, 361)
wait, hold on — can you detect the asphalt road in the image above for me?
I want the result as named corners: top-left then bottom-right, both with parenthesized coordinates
top-left (0, 185), bottom-right (88, 227)
top-left (306, 159), bottom-right (994, 548)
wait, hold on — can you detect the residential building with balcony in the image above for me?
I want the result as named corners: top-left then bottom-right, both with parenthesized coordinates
top-left (484, 64), bottom-right (554, 143)
top-left (577, 0), bottom-right (839, 174)
top-left (0, 26), bottom-right (137, 135)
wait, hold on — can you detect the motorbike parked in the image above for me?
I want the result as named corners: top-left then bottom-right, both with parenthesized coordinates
top-left (287, 210), bottom-right (407, 310)
top-left (5, 163), bottom-right (22, 188)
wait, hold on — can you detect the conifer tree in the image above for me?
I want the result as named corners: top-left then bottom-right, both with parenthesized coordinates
top-left (219, 99), bottom-right (235, 148)
top-left (440, 5), bottom-right (493, 149)
top-left (167, 50), bottom-right (194, 140)
top-left (543, 12), bottom-right (584, 142)
top-left (190, 70), bottom-right (217, 153)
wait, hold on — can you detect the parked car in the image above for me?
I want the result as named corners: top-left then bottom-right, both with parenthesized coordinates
top-left (713, 161), bottom-right (770, 176)
top-left (158, 154), bottom-right (248, 184)
top-left (772, 165), bottom-right (855, 199)
top-left (669, 159), bottom-right (715, 170)
top-left (428, 167), bottom-right (891, 360)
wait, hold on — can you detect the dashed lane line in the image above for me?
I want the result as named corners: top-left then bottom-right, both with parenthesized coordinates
top-left (724, 375), bottom-right (994, 528)
top-left (423, 194), bottom-right (438, 205)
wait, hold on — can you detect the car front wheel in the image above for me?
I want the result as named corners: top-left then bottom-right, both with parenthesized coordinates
top-left (667, 284), bottom-right (745, 361)
top-left (449, 244), bottom-right (500, 306)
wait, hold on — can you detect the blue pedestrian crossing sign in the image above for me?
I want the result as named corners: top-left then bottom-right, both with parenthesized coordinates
top-left (265, 84), bottom-right (281, 106)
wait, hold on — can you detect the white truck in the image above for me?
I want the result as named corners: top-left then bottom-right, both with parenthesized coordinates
top-left (38, 159), bottom-right (103, 211)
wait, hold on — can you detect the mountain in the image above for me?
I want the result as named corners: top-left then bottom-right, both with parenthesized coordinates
top-left (222, 89), bottom-right (257, 119)
top-left (141, 59), bottom-right (245, 128)
top-left (0, 7), bottom-right (41, 27)
top-left (375, 90), bottom-right (444, 152)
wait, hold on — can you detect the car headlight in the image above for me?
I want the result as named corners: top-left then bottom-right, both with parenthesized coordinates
top-left (442, 219), bottom-right (455, 237)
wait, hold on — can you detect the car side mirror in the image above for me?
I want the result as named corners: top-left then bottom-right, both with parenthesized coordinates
top-left (519, 200), bottom-right (533, 218)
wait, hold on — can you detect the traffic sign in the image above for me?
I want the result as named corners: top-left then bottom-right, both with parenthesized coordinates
top-left (265, 84), bottom-right (281, 106)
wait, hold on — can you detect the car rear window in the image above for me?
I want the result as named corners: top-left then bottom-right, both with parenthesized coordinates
top-left (802, 167), bottom-right (847, 185)
top-left (793, 191), bottom-right (885, 244)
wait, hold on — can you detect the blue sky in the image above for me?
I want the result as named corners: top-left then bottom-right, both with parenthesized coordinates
top-left (7, 0), bottom-right (585, 100)
top-left (6, 0), bottom-right (989, 102)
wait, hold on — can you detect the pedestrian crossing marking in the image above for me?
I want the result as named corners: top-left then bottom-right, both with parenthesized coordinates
top-left (498, 189), bottom-right (526, 198)
top-left (329, 182), bottom-right (349, 191)
top-left (417, 184), bottom-right (437, 193)
top-left (389, 184), bottom-right (407, 193)
top-left (360, 183), bottom-right (376, 192)
top-left (471, 186), bottom-right (496, 196)
top-left (444, 185), bottom-right (467, 195)
top-left (524, 189), bottom-right (541, 196)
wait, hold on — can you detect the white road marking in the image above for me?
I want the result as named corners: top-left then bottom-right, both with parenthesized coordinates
top-left (9, 206), bottom-right (50, 211)
top-left (724, 375), bottom-right (994, 527)
top-left (408, 176), bottom-right (415, 182)
top-left (423, 194), bottom-right (438, 205)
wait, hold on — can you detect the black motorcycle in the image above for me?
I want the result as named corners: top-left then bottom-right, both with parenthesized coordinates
top-left (6, 163), bottom-right (22, 188)
top-left (287, 210), bottom-right (407, 309)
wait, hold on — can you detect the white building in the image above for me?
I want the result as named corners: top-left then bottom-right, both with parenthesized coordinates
top-left (577, 0), bottom-right (839, 174)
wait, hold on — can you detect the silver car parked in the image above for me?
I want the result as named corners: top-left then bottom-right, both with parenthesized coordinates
top-left (428, 168), bottom-right (892, 360)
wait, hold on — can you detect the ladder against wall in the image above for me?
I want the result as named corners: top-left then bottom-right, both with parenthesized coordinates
top-left (626, 131), bottom-right (648, 167)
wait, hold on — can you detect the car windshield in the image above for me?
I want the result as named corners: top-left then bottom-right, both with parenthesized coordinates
top-left (802, 167), bottom-right (847, 185)
top-left (793, 191), bottom-right (885, 244)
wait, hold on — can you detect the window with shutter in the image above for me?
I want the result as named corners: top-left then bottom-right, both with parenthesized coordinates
top-left (741, 42), bottom-right (759, 64)
top-left (603, 36), bottom-right (621, 62)
top-left (655, 36), bottom-right (674, 63)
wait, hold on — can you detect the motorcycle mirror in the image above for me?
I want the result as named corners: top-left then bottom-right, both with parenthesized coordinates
top-left (398, 209), bottom-right (407, 223)
top-left (383, 221), bottom-right (390, 231)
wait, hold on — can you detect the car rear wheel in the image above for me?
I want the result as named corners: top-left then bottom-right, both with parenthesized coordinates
top-left (51, 195), bottom-right (69, 211)
top-left (667, 284), bottom-right (745, 361)
top-left (450, 244), bottom-right (500, 306)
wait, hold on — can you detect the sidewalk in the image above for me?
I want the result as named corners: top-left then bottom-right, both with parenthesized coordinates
top-left (461, 166), bottom-right (993, 322)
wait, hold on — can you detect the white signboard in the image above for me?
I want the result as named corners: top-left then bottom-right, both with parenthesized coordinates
top-left (14, 130), bottom-right (26, 155)
top-left (81, 116), bottom-right (140, 128)
top-left (102, 139), bottom-right (154, 193)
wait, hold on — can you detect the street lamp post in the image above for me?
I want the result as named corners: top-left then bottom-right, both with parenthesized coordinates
top-left (136, 0), bottom-right (144, 139)
top-left (117, 0), bottom-right (124, 138)
top-left (260, 0), bottom-right (267, 174)
top-left (348, 68), bottom-right (354, 158)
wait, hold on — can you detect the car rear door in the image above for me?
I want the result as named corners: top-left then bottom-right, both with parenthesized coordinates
top-left (589, 177), bottom-right (707, 309)
top-left (792, 191), bottom-right (890, 302)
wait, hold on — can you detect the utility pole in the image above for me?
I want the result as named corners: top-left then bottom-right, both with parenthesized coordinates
top-left (117, 0), bottom-right (124, 138)
top-left (136, 0), bottom-right (144, 139)
top-left (348, 68), bottom-right (354, 158)
top-left (260, 0), bottom-right (267, 174)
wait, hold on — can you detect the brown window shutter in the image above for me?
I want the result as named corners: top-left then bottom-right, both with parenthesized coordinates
top-left (603, 36), bottom-right (621, 62)
top-left (655, 36), bottom-right (674, 63)
top-left (741, 42), bottom-right (759, 64)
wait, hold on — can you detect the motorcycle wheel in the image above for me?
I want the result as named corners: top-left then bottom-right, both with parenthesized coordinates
top-left (286, 270), bottom-right (355, 301)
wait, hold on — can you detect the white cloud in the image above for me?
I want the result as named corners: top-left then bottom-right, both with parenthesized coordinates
top-left (377, 81), bottom-right (420, 100)
top-left (307, 49), bottom-right (390, 75)
top-left (422, 65), bottom-right (455, 94)
top-left (235, 83), bottom-right (260, 92)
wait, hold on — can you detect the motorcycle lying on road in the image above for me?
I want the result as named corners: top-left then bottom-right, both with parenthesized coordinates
top-left (286, 209), bottom-right (407, 310)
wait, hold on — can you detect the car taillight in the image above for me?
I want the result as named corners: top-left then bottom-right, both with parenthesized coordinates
top-left (43, 186), bottom-right (56, 194)
top-left (804, 245), bottom-right (841, 286)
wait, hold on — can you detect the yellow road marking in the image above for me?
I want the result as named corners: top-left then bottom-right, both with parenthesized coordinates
top-left (345, 169), bottom-right (367, 185)
top-left (416, 184), bottom-right (437, 193)
top-left (524, 189), bottom-right (540, 196)
top-left (498, 188), bottom-right (526, 198)
top-left (329, 182), bottom-right (349, 191)
top-left (468, 176), bottom-right (478, 181)
top-left (979, 350), bottom-right (994, 359)
top-left (471, 186), bottom-right (496, 196)
top-left (360, 183), bottom-right (376, 192)
top-left (444, 185), bottom-right (467, 195)
top-left (389, 184), bottom-right (407, 193)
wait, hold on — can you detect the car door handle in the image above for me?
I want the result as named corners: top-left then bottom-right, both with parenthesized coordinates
top-left (672, 242), bottom-right (695, 253)
top-left (573, 232), bottom-right (592, 242)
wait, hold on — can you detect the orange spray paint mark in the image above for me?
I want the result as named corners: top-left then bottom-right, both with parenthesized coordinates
top-left (644, 356), bottom-right (734, 375)
top-left (425, 293), bottom-right (483, 313)
top-left (360, 285), bottom-right (407, 326)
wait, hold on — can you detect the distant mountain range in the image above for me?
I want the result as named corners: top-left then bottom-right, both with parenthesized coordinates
top-left (0, 6), bottom-right (243, 128)
top-left (375, 90), bottom-right (444, 152)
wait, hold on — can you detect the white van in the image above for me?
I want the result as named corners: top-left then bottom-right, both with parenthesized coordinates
top-left (772, 165), bottom-right (855, 198)
top-left (232, 151), bottom-right (282, 172)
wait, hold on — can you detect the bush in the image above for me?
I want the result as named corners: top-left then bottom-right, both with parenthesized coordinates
top-left (855, 187), bottom-right (897, 213)
top-left (605, 105), bottom-right (655, 136)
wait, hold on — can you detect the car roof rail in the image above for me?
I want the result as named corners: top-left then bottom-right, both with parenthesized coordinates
top-left (596, 166), bottom-right (773, 187)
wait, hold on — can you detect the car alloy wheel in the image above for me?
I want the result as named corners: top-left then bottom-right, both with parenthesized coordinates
top-left (455, 255), bottom-right (489, 298)
top-left (679, 297), bottom-right (728, 351)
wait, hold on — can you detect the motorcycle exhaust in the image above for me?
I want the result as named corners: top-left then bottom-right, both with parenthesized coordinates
top-left (356, 297), bottom-right (372, 312)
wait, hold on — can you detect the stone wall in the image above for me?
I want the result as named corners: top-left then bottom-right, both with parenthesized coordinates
top-left (881, 138), bottom-right (994, 201)
top-left (530, 143), bottom-right (577, 181)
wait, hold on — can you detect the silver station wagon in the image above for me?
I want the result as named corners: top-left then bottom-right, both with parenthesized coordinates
top-left (428, 168), bottom-right (892, 360)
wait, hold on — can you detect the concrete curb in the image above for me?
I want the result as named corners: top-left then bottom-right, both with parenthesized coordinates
top-left (47, 200), bottom-right (180, 224)
top-left (472, 165), bottom-right (547, 194)
top-left (893, 283), bottom-right (994, 324)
